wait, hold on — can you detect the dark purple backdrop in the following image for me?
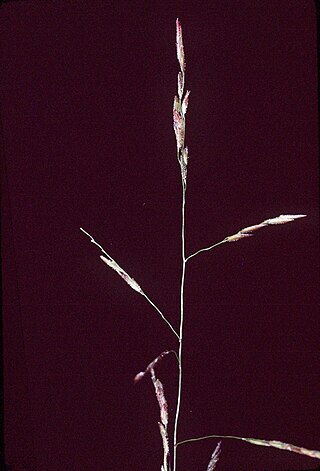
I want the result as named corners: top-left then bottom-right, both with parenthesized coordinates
top-left (1, 2), bottom-right (319, 470)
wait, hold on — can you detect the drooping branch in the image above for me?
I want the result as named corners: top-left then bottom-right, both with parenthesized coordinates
top-left (80, 228), bottom-right (178, 338)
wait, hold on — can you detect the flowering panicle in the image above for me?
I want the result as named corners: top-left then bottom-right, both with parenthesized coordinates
top-left (173, 18), bottom-right (190, 186)
top-left (225, 214), bottom-right (306, 243)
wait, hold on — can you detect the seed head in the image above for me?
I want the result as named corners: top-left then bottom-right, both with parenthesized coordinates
top-left (182, 90), bottom-right (190, 116)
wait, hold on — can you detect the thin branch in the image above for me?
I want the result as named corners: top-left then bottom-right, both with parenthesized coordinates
top-left (80, 227), bottom-right (178, 338)
top-left (80, 227), bottom-right (116, 260)
top-left (176, 434), bottom-right (320, 460)
top-left (186, 239), bottom-right (227, 262)
top-left (142, 293), bottom-right (179, 338)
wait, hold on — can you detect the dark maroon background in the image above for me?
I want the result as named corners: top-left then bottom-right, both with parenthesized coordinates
top-left (1, 1), bottom-right (319, 470)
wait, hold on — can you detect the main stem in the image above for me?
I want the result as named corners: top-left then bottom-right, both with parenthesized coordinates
top-left (173, 179), bottom-right (186, 471)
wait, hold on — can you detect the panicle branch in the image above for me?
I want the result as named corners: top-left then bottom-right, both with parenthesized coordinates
top-left (186, 215), bottom-right (306, 261)
top-left (80, 227), bottom-right (143, 294)
top-left (177, 434), bottom-right (320, 461)
top-left (80, 228), bottom-right (178, 337)
top-left (225, 214), bottom-right (306, 242)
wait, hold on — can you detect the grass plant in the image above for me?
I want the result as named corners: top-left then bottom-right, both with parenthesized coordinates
top-left (80, 19), bottom-right (318, 471)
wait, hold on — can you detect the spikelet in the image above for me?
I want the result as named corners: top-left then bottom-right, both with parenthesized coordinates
top-left (206, 442), bottom-right (221, 471)
top-left (173, 109), bottom-right (184, 150)
top-left (182, 90), bottom-right (190, 116)
top-left (178, 72), bottom-right (184, 99)
top-left (235, 436), bottom-right (320, 460)
top-left (225, 232), bottom-right (253, 242)
top-left (100, 255), bottom-right (142, 294)
top-left (179, 147), bottom-right (189, 183)
top-left (176, 18), bottom-right (185, 72)
top-left (263, 214), bottom-right (306, 225)
top-left (150, 367), bottom-right (170, 471)
top-left (182, 146), bottom-right (189, 166)
top-left (151, 370), bottom-right (168, 427)
top-left (159, 422), bottom-right (170, 471)
top-left (173, 95), bottom-right (180, 113)
top-left (240, 223), bottom-right (265, 233)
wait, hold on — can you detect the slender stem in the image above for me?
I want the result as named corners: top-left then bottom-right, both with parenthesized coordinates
top-left (173, 179), bottom-right (186, 471)
top-left (186, 239), bottom-right (227, 262)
